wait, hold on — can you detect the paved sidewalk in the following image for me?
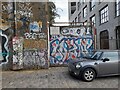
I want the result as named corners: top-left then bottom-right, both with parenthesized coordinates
top-left (1, 67), bottom-right (119, 88)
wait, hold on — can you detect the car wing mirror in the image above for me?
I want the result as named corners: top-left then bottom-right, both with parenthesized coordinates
top-left (103, 58), bottom-right (109, 62)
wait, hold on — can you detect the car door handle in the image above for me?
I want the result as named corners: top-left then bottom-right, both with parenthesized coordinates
top-left (94, 62), bottom-right (98, 65)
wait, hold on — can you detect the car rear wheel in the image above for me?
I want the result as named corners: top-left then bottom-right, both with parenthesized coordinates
top-left (82, 68), bottom-right (96, 82)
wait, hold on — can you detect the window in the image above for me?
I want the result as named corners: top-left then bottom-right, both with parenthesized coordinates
top-left (72, 20), bottom-right (75, 25)
top-left (78, 12), bottom-right (81, 22)
top-left (116, 27), bottom-right (120, 49)
top-left (77, 2), bottom-right (80, 11)
top-left (80, 0), bottom-right (86, 4)
top-left (99, 0), bottom-right (104, 4)
top-left (100, 30), bottom-right (109, 49)
top-left (102, 52), bottom-right (118, 61)
top-left (90, 0), bottom-right (95, 11)
top-left (100, 6), bottom-right (109, 24)
top-left (91, 51), bottom-right (102, 60)
top-left (90, 15), bottom-right (96, 26)
top-left (71, 2), bottom-right (76, 14)
top-left (75, 17), bottom-right (77, 24)
top-left (83, 6), bottom-right (87, 18)
top-left (84, 20), bottom-right (87, 25)
top-left (71, 2), bottom-right (76, 6)
top-left (116, 0), bottom-right (120, 16)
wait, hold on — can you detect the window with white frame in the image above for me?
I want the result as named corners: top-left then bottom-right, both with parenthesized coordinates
top-left (77, 2), bottom-right (80, 11)
top-left (78, 12), bottom-right (81, 22)
top-left (90, 15), bottom-right (96, 26)
top-left (100, 6), bottom-right (109, 24)
top-left (116, 0), bottom-right (120, 16)
top-left (84, 20), bottom-right (87, 25)
top-left (99, 0), bottom-right (104, 4)
top-left (75, 17), bottom-right (77, 24)
top-left (90, 0), bottom-right (95, 11)
top-left (83, 6), bottom-right (87, 18)
top-left (80, 0), bottom-right (86, 4)
top-left (72, 20), bottom-right (75, 25)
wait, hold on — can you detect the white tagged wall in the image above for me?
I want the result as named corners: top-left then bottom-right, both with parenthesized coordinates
top-left (50, 27), bottom-right (60, 35)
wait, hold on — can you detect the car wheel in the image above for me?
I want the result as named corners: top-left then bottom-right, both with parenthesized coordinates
top-left (82, 68), bottom-right (96, 82)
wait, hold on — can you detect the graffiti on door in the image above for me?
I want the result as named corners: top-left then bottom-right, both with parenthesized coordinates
top-left (50, 26), bottom-right (94, 65)
top-left (23, 49), bottom-right (48, 68)
top-left (23, 32), bottom-right (48, 69)
top-left (50, 35), bottom-right (93, 65)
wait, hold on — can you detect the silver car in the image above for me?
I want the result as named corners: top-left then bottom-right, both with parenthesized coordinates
top-left (68, 50), bottom-right (120, 82)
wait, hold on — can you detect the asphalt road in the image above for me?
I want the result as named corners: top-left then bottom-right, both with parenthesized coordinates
top-left (1, 67), bottom-right (120, 88)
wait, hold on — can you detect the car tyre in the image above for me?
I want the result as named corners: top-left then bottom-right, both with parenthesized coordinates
top-left (82, 68), bottom-right (96, 82)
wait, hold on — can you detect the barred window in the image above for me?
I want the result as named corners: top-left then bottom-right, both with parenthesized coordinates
top-left (90, 0), bottom-right (95, 11)
top-left (78, 12), bottom-right (81, 22)
top-left (100, 6), bottom-right (109, 24)
top-left (83, 6), bottom-right (87, 18)
top-left (90, 15), bottom-right (96, 26)
top-left (116, 0), bottom-right (120, 16)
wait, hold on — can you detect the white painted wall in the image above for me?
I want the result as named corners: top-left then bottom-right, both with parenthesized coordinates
top-left (50, 27), bottom-right (60, 35)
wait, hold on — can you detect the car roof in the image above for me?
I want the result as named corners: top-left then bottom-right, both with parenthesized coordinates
top-left (93, 49), bottom-right (120, 52)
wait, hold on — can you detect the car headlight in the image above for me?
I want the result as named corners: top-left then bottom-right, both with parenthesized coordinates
top-left (75, 63), bottom-right (81, 69)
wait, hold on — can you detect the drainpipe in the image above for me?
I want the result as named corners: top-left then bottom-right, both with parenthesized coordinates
top-left (13, 0), bottom-right (17, 36)
top-left (45, 0), bottom-right (50, 68)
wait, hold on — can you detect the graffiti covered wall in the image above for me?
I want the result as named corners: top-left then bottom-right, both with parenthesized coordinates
top-left (23, 38), bottom-right (48, 69)
top-left (13, 36), bottom-right (23, 70)
top-left (23, 49), bottom-right (48, 69)
top-left (12, 34), bottom-right (48, 70)
top-left (50, 27), bottom-right (94, 65)
top-left (22, 20), bottom-right (48, 69)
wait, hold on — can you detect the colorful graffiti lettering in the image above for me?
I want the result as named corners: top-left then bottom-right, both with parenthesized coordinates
top-left (61, 27), bottom-right (92, 36)
top-left (50, 35), bottom-right (93, 65)
top-left (29, 21), bottom-right (42, 32)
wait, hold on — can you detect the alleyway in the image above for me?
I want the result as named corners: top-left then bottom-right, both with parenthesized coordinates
top-left (1, 67), bottom-right (119, 88)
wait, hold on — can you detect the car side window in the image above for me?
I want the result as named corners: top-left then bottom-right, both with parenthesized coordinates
top-left (102, 52), bottom-right (118, 61)
top-left (91, 52), bottom-right (102, 60)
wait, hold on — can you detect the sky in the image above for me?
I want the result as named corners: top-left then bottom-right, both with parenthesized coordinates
top-left (49, 0), bottom-right (68, 22)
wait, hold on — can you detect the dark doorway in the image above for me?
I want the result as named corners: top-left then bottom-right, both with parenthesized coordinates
top-left (100, 30), bottom-right (109, 49)
top-left (116, 26), bottom-right (120, 49)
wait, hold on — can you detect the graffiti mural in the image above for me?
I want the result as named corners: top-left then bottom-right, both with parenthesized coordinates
top-left (24, 33), bottom-right (47, 39)
top-left (23, 49), bottom-right (48, 68)
top-left (50, 36), bottom-right (93, 65)
top-left (12, 36), bottom-right (23, 70)
top-left (23, 31), bottom-right (48, 69)
top-left (61, 27), bottom-right (92, 37)
top-left (50, 27), bottom-right (94, 65)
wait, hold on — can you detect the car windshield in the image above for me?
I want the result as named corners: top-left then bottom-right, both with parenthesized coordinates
top-left (91, 51), bottom-right (102, 60)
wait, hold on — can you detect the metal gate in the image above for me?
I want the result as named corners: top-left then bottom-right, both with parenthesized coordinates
top-left (49, 22), bottom-right (96, 66)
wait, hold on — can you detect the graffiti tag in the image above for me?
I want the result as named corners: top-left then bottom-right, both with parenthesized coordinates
top-left (50, 36), bottom-right (93, 65)
top-left (24, 33), bottom-right (47, 39)
top-left (23, 49), bottom-right (48, 68)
